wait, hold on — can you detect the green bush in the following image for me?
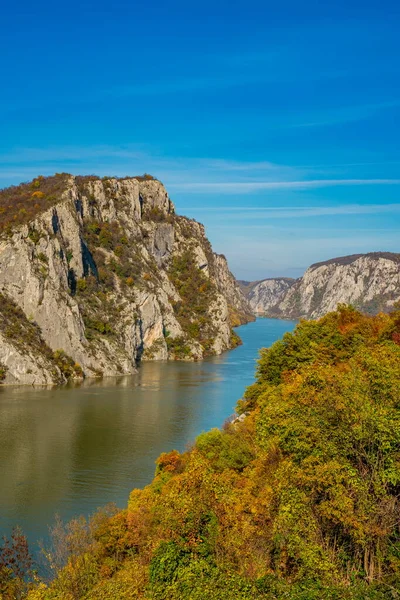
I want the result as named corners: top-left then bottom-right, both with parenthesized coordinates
top-left (37, 252), bottom-right (48, 263)
top-left (28, 228), bottom-right (42, 245)
top-left (0, 174), bottom-right (69, 234)
top-left (149, 541), bottom-right (189, 586)
top-left (196, 428), bottom-right (254, 472)
top-left (83, 317), bottom-right (114, 336)
top-left (167, 250), bottom-right (217, 353)
top-left (0, 363), bottom-right (7, 382)
top-left (76, 278), bottom-right (87, 292)
top-left (166, 336), bottom-right (192, 359)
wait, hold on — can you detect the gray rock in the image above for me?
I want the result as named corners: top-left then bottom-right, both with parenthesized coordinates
top-left (0, 175), bottom-right (251, 385)
top-left (263, 253), bottom-right (400, 320)
top-left (244, 278), bottom-right (295, 314)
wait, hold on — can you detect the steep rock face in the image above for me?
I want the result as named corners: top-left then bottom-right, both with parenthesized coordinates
top-left (270, 253), bottom-right (400, 319)
top-left (213, 254), bottom-right (255, 326)
top-left (0, 292), bottom-right (83, 386)
top-left (0, 331), bottom-right (57, 386)
top-left (242, 278), bottom-right (295, 314)
top-left (0, 175), bottom-right (251, 385)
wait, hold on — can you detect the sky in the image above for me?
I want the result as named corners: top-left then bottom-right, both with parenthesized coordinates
top-left (1, 0), bottom-right (399, 280)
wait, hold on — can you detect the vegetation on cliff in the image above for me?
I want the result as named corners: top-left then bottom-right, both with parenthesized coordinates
top-left (167, 250), bottom-right (219, 357)
top-left (0, 174), bottom-right (70, 234)
top-left (0, 174), bottom-right (251, 382)
top-left (252, 252), bottom-right (400, 320)
top-left (0, 174), bottom-right (157, 236)
top-left (0, 293), bottom-right (83, 383)
top-left (2, 305), bottom-right (399, 598)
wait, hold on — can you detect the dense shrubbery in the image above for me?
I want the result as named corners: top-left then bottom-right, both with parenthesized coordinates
top-left (0, 527), bottom-right (32, 599)
top-left (0, 172), bottom-right (158, 237)
top-left (142, 206), bottom-right (174, 223)
top-left (0, 174), bottom-right (70, 234)
top-left (132, 173), bottom-right (157, 182)
top-left (74, 173), bottom-right (157, 186)
top-left (167, 250), bottom-right (219, 355)
top-left (0, 363), bottom-right (7, 381)
top-left (77, 219), bottom-right (156, 341)
top-left (0, 293), bottom-right (82, 383)
top-left (165, 336), bottom-right (192, 359)
top-left (52, 350), bottom-right (83, 379)
top-left (15, 306), bottom-right (399, 598)
top-left (229, 328), bottom-right (242, 348)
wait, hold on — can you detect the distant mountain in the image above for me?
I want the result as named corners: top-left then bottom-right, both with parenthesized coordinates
top-left (240, 278), bottom-right (295, 314)
top-left (244, 252), bottom-right (400, 319)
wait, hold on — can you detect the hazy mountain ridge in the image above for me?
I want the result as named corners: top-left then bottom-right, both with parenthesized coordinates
top-left (243, 252), bottom-right (400, 319)
top-left (0, 174), bottom-right (252, 386)
top-left (241, 277), bottom-right (296, 315)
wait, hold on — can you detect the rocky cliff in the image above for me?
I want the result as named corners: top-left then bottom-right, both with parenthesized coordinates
top-left (214, 256), bottom-right (255, 326)
top-left (266, 253), bottom-right (400, 319)
top-left (0, 174), bottom-right (252, 385)
top-left (240, 278), bottom-right (295, 314)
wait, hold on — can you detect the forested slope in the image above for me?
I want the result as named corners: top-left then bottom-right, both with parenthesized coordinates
top-left (3, 306), bottom-right (400, 599)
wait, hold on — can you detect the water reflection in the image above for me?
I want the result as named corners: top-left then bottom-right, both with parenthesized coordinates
top-left (0, 318), bottom-right (296, 544)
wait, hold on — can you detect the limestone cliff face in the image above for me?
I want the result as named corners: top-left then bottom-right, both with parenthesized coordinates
top-left (213, 255), bottom-right (255, 326)
top-left (242, 278), bottom-right (295, 315)
top-left (269, 253), bottom-right (400, 320)
top-left (0, 175), bottom-right (251, 385)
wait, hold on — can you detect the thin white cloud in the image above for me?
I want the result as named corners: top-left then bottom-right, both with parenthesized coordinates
top-left (0, 145), bottom-right (148, 164)
top-left (183, 203), bottom-right (400, 217)
top-left (199, 159), bottom-right (284, 172)
top-left (1, 146), bottom-right (399, 201)
top-left (293, 160), bottom-right (400, 169)
top-left (170, 179), bottom-right (400, 193)
top-left (0, 146), bottom-right (302, 186)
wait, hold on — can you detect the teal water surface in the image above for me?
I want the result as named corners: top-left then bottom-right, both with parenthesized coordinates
top-left (0, 318), bottom-right (295, 545)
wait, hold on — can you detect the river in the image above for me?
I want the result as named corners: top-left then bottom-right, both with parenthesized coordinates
top-left (0, 318), bottom-right (296, 547)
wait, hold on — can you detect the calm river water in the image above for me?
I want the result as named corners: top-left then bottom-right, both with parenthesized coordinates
top-left (0, 318), bottom-right (295, 546)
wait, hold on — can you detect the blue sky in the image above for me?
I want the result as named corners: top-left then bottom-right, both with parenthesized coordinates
top-left (1, 0), bottom-right (399, 280)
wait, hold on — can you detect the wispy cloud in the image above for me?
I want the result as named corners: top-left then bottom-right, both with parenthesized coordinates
top-left (185, 203), bottom-right (400, 216)
top-left (1, 146), bottom-right (399, 201)
top-left (0, 145), bottom-right (148, 164)
top-left (170, 179), bottom-right (400, 193)
top-left (198, 159), bottom-right (285, 172)
top-left (289, 100), bottom-right (400, 129)
top-left (186, 203), bottom-right (400, 220)
top-left (292, 160), bottom-right (400, 169)
top-left (0, 145), bottom-right (300, 185)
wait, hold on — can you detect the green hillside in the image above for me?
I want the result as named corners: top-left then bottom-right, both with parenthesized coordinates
top-left (3, 305), bottom-right (400, 600)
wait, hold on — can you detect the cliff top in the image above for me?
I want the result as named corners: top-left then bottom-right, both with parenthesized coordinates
top-left (309, 251), bottom-right (400, 271)
top-left (0, 173), bottom-right (159, 235)
top-left (239, 277), bottom-right (295, 291)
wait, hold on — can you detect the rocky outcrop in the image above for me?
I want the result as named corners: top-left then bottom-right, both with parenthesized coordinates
top-left (241, 278), bottom-right (295, 315)
top-left (0, 331), bottom-right (57, 386)
top-left (0, 175), bottom-right (252, 385)
top-left (268, 253), bottom-right (400, 320)
top-left (213, 255), bottom-right (255, 326)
